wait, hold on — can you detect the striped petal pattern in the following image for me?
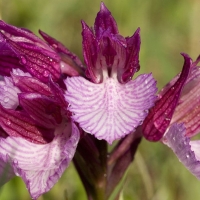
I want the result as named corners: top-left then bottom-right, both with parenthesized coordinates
top-left (171, 65), bottom-right (200, 137)
top-left (65, 73), bottom-right (157, 144)
top-left (0, 122), bottom-right (80, 199)
top-left (163, 123), bottom-right (200, 179)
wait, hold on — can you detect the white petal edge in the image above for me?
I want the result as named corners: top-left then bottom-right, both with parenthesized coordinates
top-left (0, 77), bottom-right (20, 109)
top-left (163, 123), bottom-right (200, 179)
top-left (65, 74), bottom-right (157, 144)
top-left (0, 122), bottom-right (80, 199)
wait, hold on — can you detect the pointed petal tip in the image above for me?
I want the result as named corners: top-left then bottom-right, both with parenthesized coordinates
top-left (135, 27), bottom-right (141, 34)
top-left (81, 20), bottom-right (88, 30)
top-left (81, 20), bottom-right (92, 33)
top-left (100, 2), bottom-right (110, 13)
top-left (180, 52), bottom-right (191, 61)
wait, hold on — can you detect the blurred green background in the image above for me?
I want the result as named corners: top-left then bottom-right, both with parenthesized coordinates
top-left (0, 0), bottom-right (200, 199)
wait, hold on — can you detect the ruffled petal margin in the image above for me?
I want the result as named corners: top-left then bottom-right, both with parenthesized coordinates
top-left (163, 123), bottom-right (200, 179)
top-left (65, 74), bottom-right (157, 144)
top-left (0, 122), bottom-right (80, 199)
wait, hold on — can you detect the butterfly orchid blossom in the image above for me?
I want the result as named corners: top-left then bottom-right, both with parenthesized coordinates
top-left (0, 2), bottom-right (158, 199)
top-left (64, 2), bottom-right (157, 144)
top-left (0, 20), bottom-right (80, 199)
top-left (143, 53), bottom-right (200, 179)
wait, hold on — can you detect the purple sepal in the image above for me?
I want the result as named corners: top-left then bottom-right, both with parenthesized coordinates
top-left (49, 77), bottom-right (68, 109)
top-left (0, 122), bottom-right (80, 199)
top-left (171, 60), bottom-right (200, 137)
top-left (0, 20), bottom-right (61, 83)
top-left (82, 21), bottom-right (100, 83)
top-left (11, 73), bottom-right (51, 95)
top-left (19, 93), bottom-right (62, 128)
top-left (39, 30), bottom-right (85, 76)
top-left (120, 28), bottom-right (140, 83)
top-left (0, 104), bottom-right (54, 144)
top-left (94, 2), bottom-right (118, 39)
top-left (163, 123), bottom-right (200, 179)
top-left (142, 54), bottom-right (192, 141)
top-left (81, 3), bottom-right (141, 84)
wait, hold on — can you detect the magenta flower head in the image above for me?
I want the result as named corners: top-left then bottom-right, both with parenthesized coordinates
top-left (0, 21), bottom-right (80, 199)
top-left (142, 53), bottom-right (200, 180)
top-left (65, 2), bottom-right (157, 144)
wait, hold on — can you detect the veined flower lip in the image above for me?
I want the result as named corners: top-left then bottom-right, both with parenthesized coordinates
top-left (65, 73), bottom-right (157, 144)
top-left (0, 121), bottom-right (80, 199)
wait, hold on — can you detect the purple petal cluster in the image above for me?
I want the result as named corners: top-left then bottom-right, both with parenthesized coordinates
top-left (0, 2), bottom-right (158, 198)
top-left (0, 21), bottom-right (81, 198)
top-left (142, 53), bottom-right (200, 180)
top-left (81, 3), bottom-right (140, 84)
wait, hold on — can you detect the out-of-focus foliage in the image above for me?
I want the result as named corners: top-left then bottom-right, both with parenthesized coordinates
top-left (0, 0), bottom-right (200, 199)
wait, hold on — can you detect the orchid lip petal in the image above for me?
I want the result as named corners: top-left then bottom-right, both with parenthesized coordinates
top-left (142, 53), bottom-right (192, 141)
top-left (163, 123), bottom-right (200, 180)
top-left (65, 73), bottom-right (157, 144)
top-left (0, 122), bottom-right (80, 199)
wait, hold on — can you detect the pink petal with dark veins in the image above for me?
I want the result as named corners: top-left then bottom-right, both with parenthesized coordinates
top-left (65, 73), bottom-right (157, 144)
top-left (0, 122), bottom-right (79, 199)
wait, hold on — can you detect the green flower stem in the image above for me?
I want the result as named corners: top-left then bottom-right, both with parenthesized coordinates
top-left (74, 130), bottom-right (142, 200)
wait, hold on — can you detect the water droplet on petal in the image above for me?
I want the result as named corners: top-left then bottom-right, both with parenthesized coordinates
top-left (43, 70), bottom-right (49, 77)
top-left (6, 120), bottom-right (11, 125)
top-left (3, 96), bottom-right (9, 103)
top-left (52, 44), bottom-right (58, 48)
top-left (3, 86), bottom-right (7, 91)
top-left (0, 81), bottom-right (5, 86)
top-left (165, 117), bottom-right (170, 121)
top-left (186, 153), bottom-right (190, 158)
top-left (20, 56), bottom-right (27, 64)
